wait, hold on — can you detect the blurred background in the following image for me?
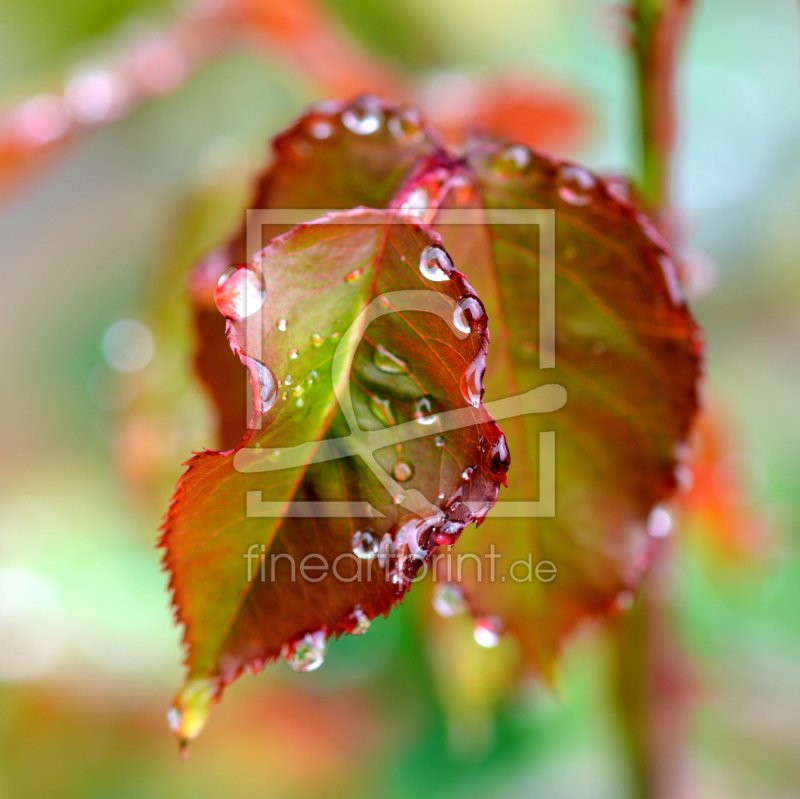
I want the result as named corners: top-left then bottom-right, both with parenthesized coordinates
top-left (0, 0), bottom-right (799, 797)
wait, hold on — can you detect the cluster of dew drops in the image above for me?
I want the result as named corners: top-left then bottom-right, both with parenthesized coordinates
top-left (212, 237), bottom-right (490, 418)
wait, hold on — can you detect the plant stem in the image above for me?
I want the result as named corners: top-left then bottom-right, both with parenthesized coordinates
top-left (611, 3), bottom-right (697, 799)
top-left (631, 0), bottom-right (694, 216)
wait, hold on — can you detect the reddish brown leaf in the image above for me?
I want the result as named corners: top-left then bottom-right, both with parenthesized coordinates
top-left (421, 140), bottom-right (701, 676)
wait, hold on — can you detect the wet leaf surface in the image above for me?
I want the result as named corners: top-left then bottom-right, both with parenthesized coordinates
top-left (426, 140), bottom-right (701, 676)
top-left (163, 207), bottom-right (504, 745)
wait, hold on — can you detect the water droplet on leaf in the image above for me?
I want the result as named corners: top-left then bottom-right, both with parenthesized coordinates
top-left (347, 606), bottom-right (370, 634)
top-left (282, 630), bottom-right (327, 672)
top-left (453, 296), bottom-right (485, 335)
top-left (309, 119), bottom-right (333, 139)
top-left (419, 245), bottom-right (452, 282)
top-left (277, 318), bottom-right (288, 332)
top-left (647, 506), bottom-right (672, 539)
top-left (351, 530), bottom-right (378, 559)
top-left (488, 435), bottom-right (511, 479)
top-left (473, 616), bottom-right (502, 648)
top-left (393, 459), bottom-right (414, 482)
top-left (215, 264), bottom-right (265, 319)
top-left (373, 346), bottom-right (406, 374)
top-left (433, 583), bottom-right (465, 618)
top-left (241, 355), bottom-right (277, 414)
top-left (414, 395), bottom-right (438, 425)
top-left (369, 394), bottom-right (395, 426)
top-left (388, 106), bottom-right (425, 142)
top-left (169, 677), bottom-right (218, 745)
top-left (288, 348), bottom-right (299, 359)
top-left (460, 352), bottom-right (486, 407)
top-left (492, 143), bottom-right (531, 175)
top-left (400, 186), bottom-right (430, 218)
top-left (310, 333), bottom-right (323, 347)
top-left (557, 165), bottom-right (595, 206)
top-left (342, 98), bottom-right (383, 135)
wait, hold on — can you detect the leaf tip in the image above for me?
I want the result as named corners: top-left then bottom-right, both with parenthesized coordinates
top-left (167, 676), bottom-right (220, 752)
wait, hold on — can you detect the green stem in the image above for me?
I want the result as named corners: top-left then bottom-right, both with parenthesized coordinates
top-left (631, 0), bottom-right (694, 216)
top-left (611, 3), bottom-right (697, 799)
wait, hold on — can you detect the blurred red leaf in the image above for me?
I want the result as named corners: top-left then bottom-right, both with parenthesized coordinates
top-left (420, 139), bottom-right (701, 677)
top-left (423, 74), bottom-right (588, 154)
top-left (678, 404), bottom-right (770, 561)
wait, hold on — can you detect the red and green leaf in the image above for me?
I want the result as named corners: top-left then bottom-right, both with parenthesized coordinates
top-left (162, 207), bottom-right (505, 746)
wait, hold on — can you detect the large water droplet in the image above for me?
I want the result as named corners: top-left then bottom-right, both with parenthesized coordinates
top-left (488, 435), bottom-right (511, 479)
top-left (214, 264), bottom-right (265, 319)
top-left (433, 520), bottom-right (462, 546)
top-left (400, 186), bottom-right (430, 218)
top-left (282, 630), bottom-right (327, 672)
top-left (373, 346), bottom-right (406, 374)
top-left (414, 395), bottom-right (438, 425)
top-left (241, 355), bottom-right (277, 414)
top-left (419, 245), bottom-right (452, 282)
top-left (460, 352), bottom-right (486, 407)
top-left (388, 106), bottom-right (425, 143)
top-left (342, 98), bottom-right (383, 135)
top-left (347, 606), bottom-right (370, 634)
top-left (473, 616), bottom-right (502, 648)
top-left (433, 583), bottom-right (465, 618)
top-left (393, 459), bottom-right (414, 482)
top-left (453, 296), bottom-right (485, 335)
top-left (647, 506), bottom-right (672, 539)
top-left (352, 530), bottom-right (378, 559)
